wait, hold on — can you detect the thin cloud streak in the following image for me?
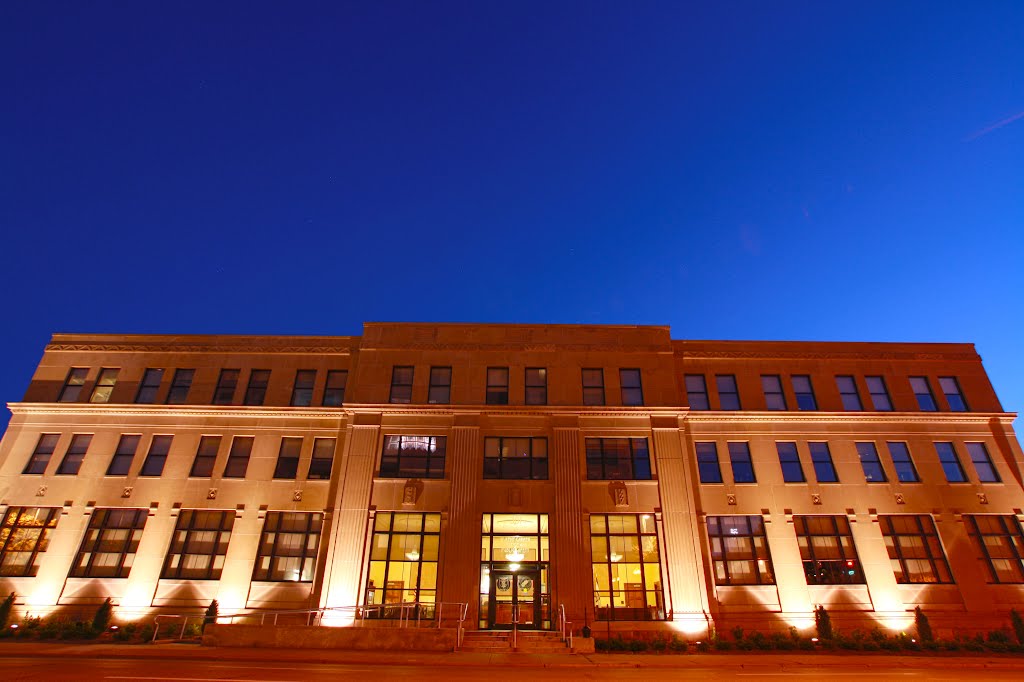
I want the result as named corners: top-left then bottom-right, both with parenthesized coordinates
top-left (964, 110), bottom-right (1024, 141)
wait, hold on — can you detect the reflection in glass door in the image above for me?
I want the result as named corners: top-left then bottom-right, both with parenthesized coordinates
top-left (488, 569), bottom-right (540, 629)
top-left (479, 513), bottom-right (550, 629)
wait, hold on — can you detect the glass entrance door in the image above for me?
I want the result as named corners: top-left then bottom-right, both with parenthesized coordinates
top-left (488, 570), bottom-right (540, 629)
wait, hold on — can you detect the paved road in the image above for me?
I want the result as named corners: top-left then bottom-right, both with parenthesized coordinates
top-left (3, 656), bottom-right (1024, 682)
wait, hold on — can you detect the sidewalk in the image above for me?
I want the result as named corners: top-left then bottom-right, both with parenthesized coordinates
top-left (1, 642), bottom-right (1024, 671)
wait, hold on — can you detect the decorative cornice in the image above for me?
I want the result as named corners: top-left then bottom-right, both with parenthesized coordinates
top-left (360, 342), bottom-right (673, 353)
top-left (684, 411), bottom-right (1016, 426)
top-left (7, 403), bottom-right (349, 420)
top-left (46, 343), bottom-right (352, 355)
top-left (676, 349), bottom-right (979, 362)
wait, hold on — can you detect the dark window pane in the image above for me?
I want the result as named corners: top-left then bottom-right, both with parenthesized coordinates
top-left (685, 375), bottom-right (709, 410)
top-left (776, 442), bottom-right (804, 482)
top-left (716, 375), bottom-right (741, 410)
top-left (696, 442), bottom-right (723, 484)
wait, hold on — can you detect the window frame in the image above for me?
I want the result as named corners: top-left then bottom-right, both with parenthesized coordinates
top-left (483, 436), bottom-right (548, 480)
top-left (486, 367), bottom-right (509, 405)
top-left (966, 442), bottom-right (1000, 483)
top-left (879, 514), bottom-right (953, 584)
top-left (69, 508), bottom-right (148, 578)
top-left (323, 369), bottom-right (347, 406)
top-left (166, 368), bottom-right (194, 405)
top-left (222, 436), bottom-right (255, 478)
top-left (886, 441), bottom-right (920, 483)
top-left (695, 442), bottom-right (723, 484)
top-left (243, 369), bottom-right (271, 406)
top-left (290, 370), bottom-right (316, 407)
top-left (855, 442), bottom-right (888, 483)
top-left (0, 507), bottom-right (60, 577)
top-left (380, 435), bottom-right (447, 479)
top-left (934, 441), bottom-right (968, 483)
top-left (364, 512), bottom-right (441, 618)
top-left (253, 511), bottom-right (323, 582)
top-left (525, 367), bottom-right (547, 405)
top-left (58, 368), bottom-right (89, 402)
top-left (582, 368), bottom-right (605, 406)
top-left (619, 368), bottom-right (643, 406)
top-left (865, 375), bottom-right (893, 411)
top-left (273, 437), bottom-right (303, 479)
top-left (939, 376), bottom-right (968, 412)
top-left (590, 514), bottom-right (666, 621)
top-left (794, 515), bottom-right (865, 585)
top-left (761, 375), bottom-right (787, 410)
top-left (965, 515), bottom-right (1024, 584)
top-left (685, 374), bottom-right (710, 410)
top-left (105, 434), bottom-right (141, 476)
top-left (307, 437), bottom-right (336, 480)
top-left (910, 376), bottom-right (938, 411)
top-left (716, 374), bottom-right (741, 410)
top-left (728, 442), bottom-right (756, 484)
top-left (835, 375), bottom-right (863, 411)
top-left (189, 436), bottom-right (222, 478)
top-left (776, 442), bottom-right (805, 483)
top-left (23, 434), bottom-right (60, 475)
top-left (89, 368), bottom-right (119, 403)
top-left (428, 366), bottom-right (452, 405)
top-left (161, 509), bottom-right (235, 580)
top-left (809, 442), bottom-right (838, 483)
top-left (585, 437), bottom-right (652, 481)
top-left (706, 515), bottom-right (775, 585)
top-left (56, 434), bottom-right (92, 475)
top-left (140, 435), bottom-right (173, 477)
top-left (212, 369), bottom-right (239, 405)
top-left (791, 375), bottom-right (818, 410)
top-left (389, 366), bottom-right (414, 404)
top-left (134, 368), bottom-right (165, 404)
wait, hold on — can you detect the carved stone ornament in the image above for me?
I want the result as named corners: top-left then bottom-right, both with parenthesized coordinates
top-left (207, 488), bottom-right (218, 500)
top-left (121, 487), bottom-right (133, 498)
top-left (811, 493), bottom-right (822, 505)
top-left (293, 490), bottom-right (303, 502)
top-left (895, 493), bottom-right (906, 505)
top-left (402, 480), bottom-right (423, 507)
top-left (35, 486), bottom-right (47, 497)
top-left (977, 492), bottom-right (989, 505)
top-left (726, 494), bottom-right (737, 506)
top-left (610, 482), bottom-right (628, 508)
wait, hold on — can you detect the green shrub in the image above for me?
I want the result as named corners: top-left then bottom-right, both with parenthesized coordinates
top-left (628, 639), bottom-right (647, 652)
top-left (649, 635), bottom-right (668, 652)
top-left (814, 605), bottom-right (833, 640)
top-left (798, 638), bottom-right (815, 650)
top-left (92, 598), bottom-right (113, 632)
top-left (914, 606), bottom-right (933, 643)
top-left (749, 631), bottom-right (769, 650)
top-left (713, 638), bottom-right (734, 651)
top-left (1011, 610), bottom-right (1024, 646)
top-left (0, 593), bottom-right (15, 630)
top-left (668, 635), bottom-right (688, 652)
top-left (203, 600), bottom-right (218, 632)
top-left (987, 629), bottom-right (1011, 644)
top-left (731, 626), bottom-right (744, 641)
top-left (696, 639), bottom-right (711, 652)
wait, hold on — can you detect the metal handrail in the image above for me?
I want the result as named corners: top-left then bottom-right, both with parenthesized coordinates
top-left (152, 614), bottom-right (204, 642)
top-left (511, 604), bottom-right (518, 651)
top-left (556, 604), bottom-right (572, 650)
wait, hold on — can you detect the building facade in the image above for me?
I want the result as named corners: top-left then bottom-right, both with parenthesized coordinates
top-left (1, 323), bottom-right (1022, 637)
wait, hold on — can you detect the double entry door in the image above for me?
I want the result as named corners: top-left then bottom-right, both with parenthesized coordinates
top-left (488, 569), bottom-right (540, 629)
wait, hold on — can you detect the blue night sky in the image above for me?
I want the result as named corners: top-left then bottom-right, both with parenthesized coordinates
top-left (1, 2), bottom-right (1022, 430)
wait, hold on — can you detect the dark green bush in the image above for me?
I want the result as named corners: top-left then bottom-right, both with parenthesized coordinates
top-left (668, 635), bottom-right (688, 652)
top-left (628, 639), bottom-right (647, 652)
top-left (814, 605), bottom-right (833, 640)
top-left (92, 598), bottom-right (113, 632)
top-left (713, 638), bottom-right (734, 651)
top-left (649, 635), bottom-right (668, 652)
top-left (0, 592), bottom-right (15, 630)
top-left (731, 626), bottom-right (744, 641)
top-left (203, 600), bottom-right (219, 632)
top-left (1011, 610), bottom-right (1024, 646)
top-left (696, 639), bottom-right (711, 652)
top-left (914, 606), bottom-right (933, 643)
top-left (987, 629), bottom-right (1011, 644)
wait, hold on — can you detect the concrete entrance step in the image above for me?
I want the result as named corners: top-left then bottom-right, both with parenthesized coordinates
top-left (459, 630), bottom-right (573, 654)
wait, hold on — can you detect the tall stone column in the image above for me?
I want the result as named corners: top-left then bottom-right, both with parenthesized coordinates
top-left (853, 514), bottom-right (905, 617)
top-left (551, 421), bottom-right (589, 627)
top-left (652, 422), bottom-right (712, 633)
top-left (440, 423), bottom-right (481, 626)
top-left (320, 422), bottom-right (379, 617)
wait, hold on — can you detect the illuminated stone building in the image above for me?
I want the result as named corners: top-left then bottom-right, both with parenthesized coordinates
top-left (1, 323), bottom-right (1022, 637)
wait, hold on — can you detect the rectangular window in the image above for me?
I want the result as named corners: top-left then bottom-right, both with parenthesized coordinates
top-left (58, 368), bottom-right (88, 402)
top-left (795, 516), bottom-right (864, 585)
top-left (140, 435), bottom-right (173, 477)
top-left (792, 375), bottom-right (817, 410)
top-left (965, 515), bottom-right (1024, 584)
top-left (836, 376), bottom-right (862, 411)
top-left (706, 515), bottom-right (775, 585)
top-left (57, 434), bottom-right (92, 475)
top-left (590, 514), bottom-right (665, 621)
top-left (910, 376), bottom-right (937, 411)
top-left (166, 369), bottom-right (194, 405)
top-left (90, 368), bottom-right (119, 403)
top-left (290, 370), bottom-right (316, 407)
top-left (685, 375), bottom-right (709, 410)
top-left (966, 442), bottom-right (1000, 483)
top-left (365, 512), bottom-right (441, 617)
top-left (934, 442), bottom-right (967, 483)
top-left (189, 436), bottom-right (222, 477)
top-left (273, 437), bottom-right (303, 479)
top-left (619, 369), bottom-right (643, 406)
top-left (483, 437), bottom-right (548, 480)
top-left (582, 368), bottom-right (605, 406)
top-left (486, 367), bottom-right (509, 405)
top-left (776, 442), bottom-right (805, 482)
top-left (525, 368), bottom-right (547, 405)
top-left (809, 442), bottom-right (838, 483)
top-left (0, 507), bottom-right (60, 577)
top-left (253, 511), bottom-right (323, 582)
top-left (222, 437), bottom-right (254, 478)
top-left (389, 366), bottom-right (414, 404)
top-left (879, 515), bottom-right (953, 584)
top-left (855, 442), bottom-right (887, 483)
top-left (134, 368), bottom-right (164, 404)
top-left (939, 377), bottom-right (968, 412)
top-left (761, 375), bottom-right (787, 410)
top-left (696, 442), bottom-right (723, 483)
top-left (728, 442), bottom-right (756, 484)
top-left (212, 369), bottom-right (239, 405)
top-left (244, 369), bottom-right (271, 406)
top-left (162, 510), bottom-right (234, 580)
top-left (380, 435), bottom-right (446, 479)
top-left (323, 370), bottom-right (347, 406)
top-left (23, 434), bottom-right (60, 475)
top-left (70, 508), bottom-right (148, 578)
top-left (428, 366), bottom-right (452, 404)
top-left (585, 437), bottom-right (651, 480)
top-left (106, 435), bottom-right (141, 476)
top-left (865, 376), bottom-right (893, 411)
top-left (308, 437), bottom-right (336, 480)
top-left (716, 375), bottom-right (741, 410)
top-left (886, 442), bottom-right (920, 483)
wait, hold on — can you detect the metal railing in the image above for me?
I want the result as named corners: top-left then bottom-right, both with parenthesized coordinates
top-left (152, 614), bottom-right (206, 642)
top-left (557, 604), bottom-right (572, 650)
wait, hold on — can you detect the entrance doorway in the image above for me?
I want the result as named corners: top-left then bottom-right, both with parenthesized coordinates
top-left (488, 569), bottom-right (540, 629)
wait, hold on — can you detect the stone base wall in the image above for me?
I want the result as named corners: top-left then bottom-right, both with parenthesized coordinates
top-left (203, 624), bottom-right (457, 650)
